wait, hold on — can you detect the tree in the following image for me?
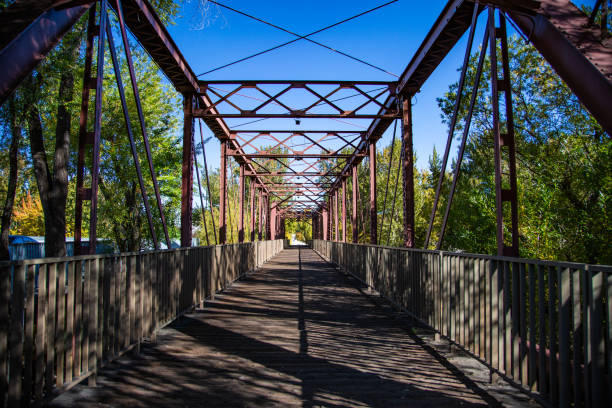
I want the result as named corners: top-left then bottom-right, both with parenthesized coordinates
top-left (0, 96), bottom-right (22, 259)
top-left (0, 1), bottom-right (182, 256)
top-left (435, 36), bottom-right (611, 264)
top-left (11, 192), bottom-right (45, 236)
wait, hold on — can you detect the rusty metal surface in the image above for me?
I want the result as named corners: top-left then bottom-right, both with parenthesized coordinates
top-left (401, 98), bottom-right (415, 248)
top-left (509, 0), bottom-right (612, 135)
top-left (180, 94), bottom-right (195, 248)
top-left (219, 141), bottom-right (227, 244)
top-left (0, 2), bottom-right (91, 104)
top-left (369, 143), bottom-right (377, 245)
top-left (197, 80), bottom-right (398, 119)
top-left (489, 11), bottom-right (519, 257)
top-left (74, 6), bottom-right (97, 256)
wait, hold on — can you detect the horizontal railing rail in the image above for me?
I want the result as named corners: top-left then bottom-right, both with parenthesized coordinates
top-left (313, 239), bottom-right (611, 408)
top-left (0, 239), bottom-right (284, 407)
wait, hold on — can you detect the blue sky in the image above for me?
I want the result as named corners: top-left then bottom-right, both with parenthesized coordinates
top-left (164, 0), bottom-right (502, 170)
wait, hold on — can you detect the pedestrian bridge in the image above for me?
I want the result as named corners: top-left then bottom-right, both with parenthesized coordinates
top-left (2, 240), bottom-right (610, 407)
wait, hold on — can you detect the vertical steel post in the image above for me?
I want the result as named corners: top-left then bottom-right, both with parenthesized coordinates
top-left (488, 9), bottom-right (519, 257)
top-left (249, 179), bottom-right (256, 241)
top-left (238, 165), bottom-right (245, 242)
top-left (323, 207), bottom-right (328, 240)
top-left (334, 190), bottom-right (339, 242)
top-left (271, 205), bottom-right (276, 240)
top-left (328, 195), bottom-right (333, 240)
top-left (265, 194), bottom-right (271, 240)
top-left (342, 177), bottom-right (347, 242)
top-left (74, 6), bottom-right (99, 255)
top-left (352, 166), bottom-right (358, 243)
top-left (219, 140), bottom-right (227, 244)
top-left (258, 189), bottom-right (263, 241)
top-left (401, 97), bottom-right (415, 248)
top-left (180, 94), bottom-right (195, 248)
top-left (369, 142), bottom-right (377, 245)
top-left (198, 120), bottom-right (217, 244)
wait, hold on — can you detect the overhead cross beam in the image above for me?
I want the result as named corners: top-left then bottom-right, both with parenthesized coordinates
top-left (196, 80), bottom-right (399, 119)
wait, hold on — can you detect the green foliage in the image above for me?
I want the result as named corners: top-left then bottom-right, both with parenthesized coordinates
top-left (285, 219), bottom-right (311, 242)
top-left (0, 2), bottom-right (182, 252)
top-left (433, 36), bottom-right (610, 264)
top-left (97, 35), bottom-right (180, 251)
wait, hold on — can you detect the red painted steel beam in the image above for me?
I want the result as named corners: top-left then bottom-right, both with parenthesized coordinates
top-left (369, 142), bottom-right (377, 245)
top-left (342, 178), bottom-right (347, 242)
top-left (238, 165), bottom-right (245, 242)
top-left (352, 166), bottom-right (358, 243)
top-left (508, 0), bottom-right (612, 135)
top-left (219, 140), bottom-right (227, 244)
top-left (249, 178), bottom-right (256, 241)
top-left (0, 2), bottom-right (92, 105)
top-left (195, 112), bottom-right (400, 119)
top-left (244, 171), bottom-right (342, 176)
top-left (258, 189), bottom-right (263, 240)
top-left (180, 94), bottom-right (195, 247)
top-left (401, 97), bottom-right (415, 248)
top-left (227, 153), bottom-right (358, 159)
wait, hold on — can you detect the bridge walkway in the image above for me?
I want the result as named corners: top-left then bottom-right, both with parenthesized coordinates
top-left (49, 248), bottom-right (535, 407)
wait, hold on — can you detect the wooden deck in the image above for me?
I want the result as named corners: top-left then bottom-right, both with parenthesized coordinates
top-left (49, 248), bottom-right (534, 407)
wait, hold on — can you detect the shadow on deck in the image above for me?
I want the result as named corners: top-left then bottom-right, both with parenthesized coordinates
top-left (49, 248), bottom-right (535, 407)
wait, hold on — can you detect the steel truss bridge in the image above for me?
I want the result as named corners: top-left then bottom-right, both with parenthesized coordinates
top-left (0, 0), bottom-right (610, 407)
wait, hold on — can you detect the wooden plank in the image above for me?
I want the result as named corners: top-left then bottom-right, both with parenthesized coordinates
top-left (144, 253), bottom-right (151, 338)
top-left (491, 260), bottom-right (499, 370)
top-left (549, 266), bottom-right (558, 406)
top-left (528, 264), bottom-right (537, 391)
top-left (589, 268), bottom-right (604, 407)
top-left (45, 263), bottom-right (56, 394)
top-left (8, 264), bottom-right (25, 406)
top-left (88, 259), bottom-right (99, 386)
top-left (538, 264), bottom-right (547, 396)
top-left (504, 261), bottom-right (511, 376)
top-left (459, 256), bottom-right (465, 347)
top-left (65, 261), bottom-right (74, 383)
top-left (558, 266), bottom-right (570, 408)
top-left (519, 263), bottom-right (527, 386)
top-left (485, 259), bottom-right (491, 363)
top-left (0, 265), bottom-right (9, 408)
top-left (23, 265), bottom-right (35, 403)
top-left (35, 264), bottom-right (47, 400)
top-left (74, 261), bottom-right (83, 378)
top-left (56, 262), bottom-right (66, 387)
top-left (129, 256), bottom-right (136, 346)
top-left (109, 258), bottom-right (116, 358)
top-left (103, 258), bottom-right (111, 362)
top-left (118, 257), bottom-right (125, 352)
top-left (136, 253), bottom-right (142, 350)
top-left (468, 258), bottom-right (473, 353)
top-left (82, 261), bottom-right (90, 377)
top-left (152, 252), bottom-right (159, 338)
top-left (478, 258), bottom-right (482, 355)
top-left (571, 267), bottom-right (582, 405)
top-left (607, 270), bottom-right (612, 407)
top-left (512, 262), bottom-right (520, 380)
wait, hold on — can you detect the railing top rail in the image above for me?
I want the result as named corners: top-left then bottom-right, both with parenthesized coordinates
top-left (314, 239), bottom-right (612, 272)
top-left (0, 239), bottom-right (282, 267)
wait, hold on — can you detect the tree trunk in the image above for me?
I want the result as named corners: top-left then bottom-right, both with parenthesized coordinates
top-left (28, 70), bottom-right (73, 258)
top-left (0, 96), bottom-right (21, 260)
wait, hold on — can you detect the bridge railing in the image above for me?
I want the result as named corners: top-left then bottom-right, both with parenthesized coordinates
top-left (0, 239), bottom-right (283, 407)
top-left (313, 239), bottom-right (611, 408)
